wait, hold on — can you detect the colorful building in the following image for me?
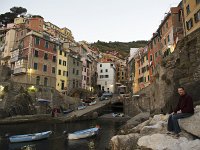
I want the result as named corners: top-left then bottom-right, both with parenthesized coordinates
top-left (11, 30), bottom-right (57, 88)
top-left (182, 0), bottom-right (200, 35)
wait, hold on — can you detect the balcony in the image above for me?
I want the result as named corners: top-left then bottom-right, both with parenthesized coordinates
top-left (13, 67), bottom-right (26, 75)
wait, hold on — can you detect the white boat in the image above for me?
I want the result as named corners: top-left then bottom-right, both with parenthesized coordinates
top-left (112, 113), bottom-right (124, 117)
top-left (68, 127), bottom-right (99, 140)
top-left (9, 131), bottom-right (52, 143)
top-left (88, 101), bottom-right (96, 106)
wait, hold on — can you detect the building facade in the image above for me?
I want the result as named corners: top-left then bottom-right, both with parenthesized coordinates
top-left (183, 0), bottom-right (200, 35)
top-left (97, 62), bottom-right (116, 93)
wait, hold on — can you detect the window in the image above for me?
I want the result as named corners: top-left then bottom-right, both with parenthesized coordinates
top-left (73, 68), bottom-right (75, 74)
top-left (45, 41), bottom-right (49, 48)
top-left (167, 35), bottom-right (170, 42)
top-left (43, 65), bottom-right (47, 72)
top-left (105, 75), bottom-right (109, 78)
top-left (146, 55), bottom-right (148, 60)
top-left (59, 50), bottom-right (62, 55)
top-left (64, 52), bottom-right (67, 57)
top-left (73, 59), bottom-right (75, 64)
top-left (110, 64), bottom-right (113, 67)
top-left (148, 75), bottom-right (150, 81)
top-left (44, 77), bottom-right (48, 86)
top-left (100, 69), bottom-right (103, 73)
top-left (105, 69), bottom-right (108, 72)
top-left (44, 53), bottom-right (48, 60)
top-left (34, 50), bottom-right (39, 57)
top-left (100, 64), bottom-right (102, 67)
top-left (58, 69), bottom-right (61, 75)
top-left (100, 75), bottom-right (103, 78)
top-left (84, 68), bottom-right (86, 72)
top-left (139, 69), bottom-right (140, 74)
top-left (52, 67), bottom-right (55, 74)
top-left (63, 61), bottom-right (66, 66)
top-left (186, 18), bottom-right (193, 30)
top-left (186, 5), bottom-right (190, 15)
top-left (150, 55), bottom-right (153, 61)
top-left (73, 79), bottom-right (75, 88)
top-left (194, 10), bottom-right (200, 23)
top-left (36, 76), bottom-right (40, 85)
top-left (35, 37), bottom-right (40, 45)
top-left (53, 56), bottom-right (56, 62)
top-left (34, 63), bottom-right (38, 70)
top-left (63, 71), bottom-right (67, 76)
top-left (76, 70), bottom-right (79, 75)
top-left (84, 75), bottom-right (86, 80)
top-left (59, 59), bottom-right (62, 65)
top-left (164, 39), bottom-right (166, 45)
top-left (105, 81), bottom-right (107, 85)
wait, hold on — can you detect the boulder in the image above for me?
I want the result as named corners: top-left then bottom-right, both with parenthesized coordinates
top-left (179, 105), bottom-right (200, 138)
top-left (110, 133), bottom-right (140, 150)
top-left (137, 133), bottom-right (200, 150)
top-left (140, 121), bottom-right (167, 134)
top-left (124, 112), bottom-right (150, 129)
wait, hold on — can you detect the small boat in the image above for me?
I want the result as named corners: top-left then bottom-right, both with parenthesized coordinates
top-left (77, 105), bottom-right (86, 110)
top-left (88, 101), bottom-right (96, 106)
top-left (9, 131), bottom-right (52, 143)
top-left (112, 113), bottom-right (124, 117)
top-left (68, 127), bottom-right (99, 140)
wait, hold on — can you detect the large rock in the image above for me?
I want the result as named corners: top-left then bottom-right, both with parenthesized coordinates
top-left (137, 133), bottom-right (200, 150)
top-left (124, 112), bottom-right (150, 129)
top-left (179, 105), bottom-right (200, 138)
top-left (110, 133), bottom-right (140, 150)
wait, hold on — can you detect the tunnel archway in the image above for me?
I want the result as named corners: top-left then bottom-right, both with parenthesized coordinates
top-left (111, 102), bottom-right (123, 113)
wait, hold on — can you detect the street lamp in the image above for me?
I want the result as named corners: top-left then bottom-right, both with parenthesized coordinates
top-left (0, 85), bottom-right (4, 92)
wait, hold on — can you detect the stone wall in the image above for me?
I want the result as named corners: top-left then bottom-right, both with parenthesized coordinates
top-left (125, 28), bottom-right (200, 116)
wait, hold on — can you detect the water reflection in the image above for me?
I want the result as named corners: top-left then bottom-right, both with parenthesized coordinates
top-left (0, 119), bottom-right (124, 150)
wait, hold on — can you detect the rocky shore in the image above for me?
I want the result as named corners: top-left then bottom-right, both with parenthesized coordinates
top-left (110, 105), bottom-right (200, 150)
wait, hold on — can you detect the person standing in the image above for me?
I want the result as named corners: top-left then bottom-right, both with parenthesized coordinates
top-left (167, 87), bottom-right (194, 137)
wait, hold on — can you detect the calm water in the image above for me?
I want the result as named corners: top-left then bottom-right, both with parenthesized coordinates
top-left (0, 118), bottom-right (124, 150)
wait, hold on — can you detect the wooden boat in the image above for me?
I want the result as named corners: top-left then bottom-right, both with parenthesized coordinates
top-left (9, 131), bottom-right (52, 143)
top-left (88, 101), bottom-right (96, 106)
top-left (68, 127), bottom-right (99, 140)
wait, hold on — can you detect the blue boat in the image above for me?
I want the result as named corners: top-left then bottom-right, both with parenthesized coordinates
top-left (68, 127), bottom-right (100, 140)
top-left (9, 131), bottom-right (52, 143)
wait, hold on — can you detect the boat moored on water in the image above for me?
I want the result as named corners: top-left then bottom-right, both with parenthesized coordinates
top-left (68, 127), bottom-right (100, 140)
top-left (9, 131), bottom-right (52, 143)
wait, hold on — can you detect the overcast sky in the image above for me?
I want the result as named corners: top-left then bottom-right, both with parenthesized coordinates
top-left (1, 0), bottom-right (181, 43)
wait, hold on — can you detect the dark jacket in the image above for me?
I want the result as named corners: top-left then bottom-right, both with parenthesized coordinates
top-left (174, 94), bottom-right (194, 114)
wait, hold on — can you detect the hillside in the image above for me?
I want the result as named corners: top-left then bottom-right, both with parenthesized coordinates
top-left (91, 40), bottom-right (148, 57)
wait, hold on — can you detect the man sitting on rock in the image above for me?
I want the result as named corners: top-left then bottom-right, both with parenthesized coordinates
top-left (167, 87), bottom-right (194, 137)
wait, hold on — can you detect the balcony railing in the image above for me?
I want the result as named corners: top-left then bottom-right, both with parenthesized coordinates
top-left (13, 67), bottom-right (26, 75)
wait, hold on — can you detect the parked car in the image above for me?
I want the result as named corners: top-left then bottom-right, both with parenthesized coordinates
top-left (82, 97), bottom-right (96, 105)
top-left (100, 92), bottom-right (113, 101)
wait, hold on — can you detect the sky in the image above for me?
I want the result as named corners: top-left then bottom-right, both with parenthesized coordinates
top-left (1, 0), bottom-right (181, 43)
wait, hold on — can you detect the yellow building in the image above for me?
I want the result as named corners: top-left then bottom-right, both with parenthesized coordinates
top-left (14, 17), bottom-right (26, 24)
top-left (1, 29), bottom-right (16, 66)
top-left (56, 46), bottom-right (68, 92)
top-left (183, 0), bottom-right (200, 35)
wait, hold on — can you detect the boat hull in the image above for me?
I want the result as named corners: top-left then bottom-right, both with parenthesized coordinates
top-left (9, 131), bottom-right (52, 143)
top-left (68, 128), bottom-right (99, 140)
